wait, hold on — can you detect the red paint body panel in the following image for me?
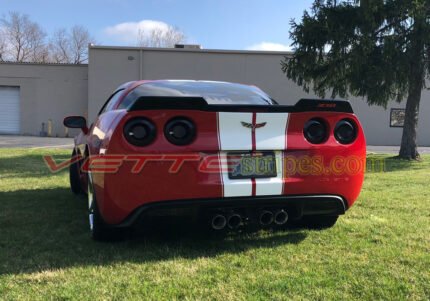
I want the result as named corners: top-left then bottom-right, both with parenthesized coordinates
top-left (88, 111), bottom-right (365, 224)
top-left (97, 110), bottom-right (223, 224)
top-left (284, 112), bottom-right (366, 208)
top-left (71, 81), bottom-right (366, 225)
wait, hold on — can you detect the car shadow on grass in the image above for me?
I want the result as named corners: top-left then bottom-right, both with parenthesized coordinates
top-left (0, 152), bottom-right (71, 179)
top-left (0, 187), bottom-right (307, 275)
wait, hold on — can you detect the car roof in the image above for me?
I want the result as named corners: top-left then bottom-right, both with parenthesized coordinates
top-left (121, 80), bottom-right (277, 106)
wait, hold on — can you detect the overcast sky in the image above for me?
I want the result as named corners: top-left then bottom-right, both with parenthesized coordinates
top-left (0, 0), bottom-right (314, 50)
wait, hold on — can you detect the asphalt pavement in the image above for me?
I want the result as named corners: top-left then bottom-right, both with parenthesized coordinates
top-left (1, 135), bottom-right (429, 153)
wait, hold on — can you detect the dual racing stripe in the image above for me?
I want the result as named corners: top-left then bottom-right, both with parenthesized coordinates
top-left (217, 112), bottom-right (289, 198)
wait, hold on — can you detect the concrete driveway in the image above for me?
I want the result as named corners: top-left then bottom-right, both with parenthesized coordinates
top-left (366, 145), bottom-right (430, 154)
top-left (0, 135), bottom-right (74, 149)
top-left (0, 135), bottom-right (429, 153)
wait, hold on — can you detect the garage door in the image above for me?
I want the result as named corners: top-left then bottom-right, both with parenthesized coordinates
top-left (0, 87), bottom-right (20, 134)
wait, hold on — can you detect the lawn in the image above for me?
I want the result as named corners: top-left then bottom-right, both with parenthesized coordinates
top-left (0, 148), bottom-right (429, 300)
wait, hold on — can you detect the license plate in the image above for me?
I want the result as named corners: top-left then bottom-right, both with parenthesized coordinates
top-left (228, 152), bottom-right (277, 179)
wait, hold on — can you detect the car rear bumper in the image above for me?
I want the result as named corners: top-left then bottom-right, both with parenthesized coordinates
top-left (112, 194), bottom-right (347, 228)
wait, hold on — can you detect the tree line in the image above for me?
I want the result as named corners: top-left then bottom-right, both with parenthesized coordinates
top-left (0, 12), bottom-right (94, 64)
top-left (0, 12), bottom-right (188, 64)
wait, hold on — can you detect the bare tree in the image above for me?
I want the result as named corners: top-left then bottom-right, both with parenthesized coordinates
top-left (50, 25), bottom-right (94, 64)
top-left (137, 25), bottom-right (186, 48)
top-left (28, 26), bottom-right (48, 62)
top-left (0, 12), bottom-right (47, 62)
top-left (50, 28), bottom-right (71, 63)
top-left (0, 30), bottom-right (6, 61)
top-left (33, 44), bottom-right (50, 63)
top-left (70, 25), bottom-right (93, 64)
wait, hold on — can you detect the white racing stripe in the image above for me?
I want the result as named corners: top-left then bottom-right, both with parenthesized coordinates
top-left (255, 113), bottom-right (289, 196)
top-left (255, 113), bottom-right (289, 150)
top-left (255, 151), bottom-right (284, 196)
top-left (218, 112), bottom-right (253, 150)
top-left (217, 112), bottom-right (289, 197)
top-left (218, 112), bottom-right (253, 197)
top-left (219, 153), bottom-right (253, 197)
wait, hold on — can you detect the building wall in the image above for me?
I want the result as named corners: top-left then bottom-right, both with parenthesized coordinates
top-left (88, 46), bottom-right (430, 146)
top-left (1, 47), bottom-right (429, 146)
top-left (0, 62), bottom-right (88, 137)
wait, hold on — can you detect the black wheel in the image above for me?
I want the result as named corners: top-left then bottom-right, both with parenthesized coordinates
top-left (301, 215), bottom-right (339, 229)
top-left (88, 174), bottom-right (124, 241)
top-left (69, 149), bottom-right (82, 195)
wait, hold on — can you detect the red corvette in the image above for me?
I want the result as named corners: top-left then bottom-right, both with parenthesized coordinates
top-left (64, 80), bottom-right (366, 240)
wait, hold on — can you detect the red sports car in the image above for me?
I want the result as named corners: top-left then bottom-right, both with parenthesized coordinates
top-left (64, 80), bottom-right (366, 240)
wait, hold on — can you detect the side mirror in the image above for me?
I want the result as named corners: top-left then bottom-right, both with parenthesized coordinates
top-left (63, 116), bottom-right (88, 134)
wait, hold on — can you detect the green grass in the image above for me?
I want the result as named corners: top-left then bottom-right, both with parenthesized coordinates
top-left (0, 148), bottom-right (429, 300)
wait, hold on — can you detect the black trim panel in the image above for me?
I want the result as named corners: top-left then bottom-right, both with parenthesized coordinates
top-left (294, 99), bottom-right (354, 113)
top-left (128, 97), bottom-right (354, 113)
top-left (112, 194), bottom-right (347, 228)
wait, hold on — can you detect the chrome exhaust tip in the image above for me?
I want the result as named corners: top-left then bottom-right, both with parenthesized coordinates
top-left (274, 209), bottom-right (289, 225)
top-left (259, 210), bottom-right (274, 226)
top-left (211, 214), bottom-right (227, 230)
top-left (227, 213), bottom-right (242, 229)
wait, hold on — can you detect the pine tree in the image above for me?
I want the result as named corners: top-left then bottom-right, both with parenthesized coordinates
top-left (282, 0), bottom-right (430, 159)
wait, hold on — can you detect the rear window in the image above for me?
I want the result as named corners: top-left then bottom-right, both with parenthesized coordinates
top-left (125, 81), bottom-right (278, 106)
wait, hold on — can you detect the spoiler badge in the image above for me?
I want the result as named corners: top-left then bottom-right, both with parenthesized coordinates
top-left (241, 121), bottom-right (267, 129)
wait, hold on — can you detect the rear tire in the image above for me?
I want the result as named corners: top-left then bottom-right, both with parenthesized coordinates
top-left (301, 215), bottom-right (339, 229)
top-left (70, 149), bottom-right (82, 195)
top-left (88, 174), bottom-right (124, 241)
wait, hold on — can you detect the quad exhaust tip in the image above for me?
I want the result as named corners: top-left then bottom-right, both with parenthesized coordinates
top-left (274, 209), bottom-right (289, 225)
top-left (211, 214), bottom-right (227, 230)
top-left (227, 213), bottom-right (242, 229)
top-left (212, 209), bottom-right (288, 229)
top-left (259, 210), bottom-right (274, 226)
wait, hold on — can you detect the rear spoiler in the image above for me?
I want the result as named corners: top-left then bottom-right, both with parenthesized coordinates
top-left (128, 97), bottom-right (354, 113)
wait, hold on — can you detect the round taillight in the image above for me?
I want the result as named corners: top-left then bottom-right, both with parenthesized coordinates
top-left (164, 117), bottom-right (196, 145)
top-left (334, 119), bottom-right (357, 144)
top-left (123, 118), bottom-right (156, 146)
top-left (304, 118), bottom-right (328, 144)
